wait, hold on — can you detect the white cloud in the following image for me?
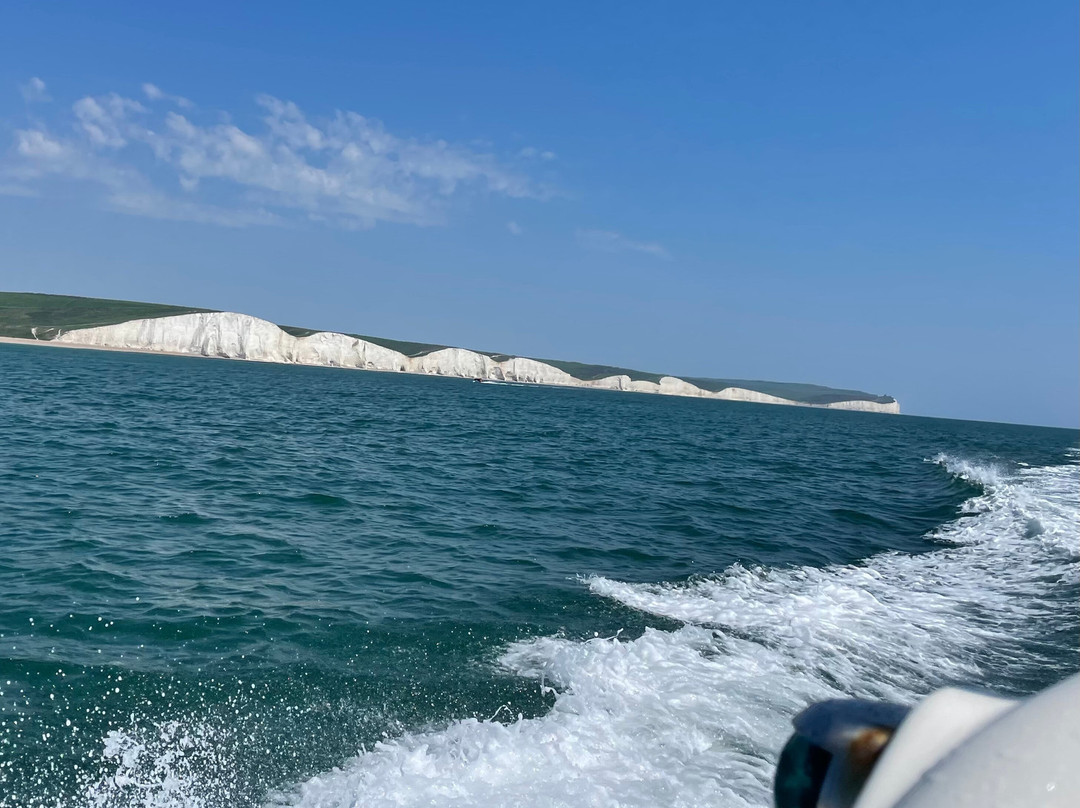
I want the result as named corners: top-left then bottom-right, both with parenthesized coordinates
top-left (19, 77), bottom-right (50, 103)
top-left (142, 82), bottom-right (193, 108)
top-left (73, 94), bottom-right (145, 148)
top-left (507, 220), bottom-right (523, 235)
top-left (519, 146), bottom-right (556, 161)
top-left (2, 86), bottom-right (544, 229)
top-left (7, 127), bottom-right (278, 228)
top-left (577, 229), bottom-right (670, 260)
top-left (15, 129), bottom-right (70, 160)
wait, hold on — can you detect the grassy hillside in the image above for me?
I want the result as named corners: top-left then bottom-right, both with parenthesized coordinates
top-left (1, 291), bottom-right (894, 404)
top-left (685, 377), bottom-right (896, 405)
top-left (0, 292), bottom-right (214, 340)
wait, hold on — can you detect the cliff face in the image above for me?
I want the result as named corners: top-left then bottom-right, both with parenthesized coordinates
top-left (54, 312), bottom-right (901, 413)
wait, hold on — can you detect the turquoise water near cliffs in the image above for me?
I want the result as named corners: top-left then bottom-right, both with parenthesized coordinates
top-left (1, 342), bottom-right (1077, 807)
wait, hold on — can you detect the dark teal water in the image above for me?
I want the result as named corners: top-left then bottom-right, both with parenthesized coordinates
top-left (0, 343), bottom-right (1076, 807)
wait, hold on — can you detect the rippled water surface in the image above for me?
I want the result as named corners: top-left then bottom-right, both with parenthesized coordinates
top-left (1, 343), bottom-right (1076, 807)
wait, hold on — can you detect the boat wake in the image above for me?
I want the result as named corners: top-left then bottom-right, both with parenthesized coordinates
top-left (66, 453), bottom-right (1079, 808)
top-left (264, 453), bottom-right (1078, 808)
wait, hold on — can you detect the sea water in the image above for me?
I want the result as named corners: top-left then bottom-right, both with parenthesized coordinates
top-left (0, 342), bottom-right (1076, 807)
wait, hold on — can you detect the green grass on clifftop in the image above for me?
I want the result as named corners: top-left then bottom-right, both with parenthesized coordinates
top-left (1, 291), bottom-right (895, 405)
top-left (685, 378), bottom-right (896, 406)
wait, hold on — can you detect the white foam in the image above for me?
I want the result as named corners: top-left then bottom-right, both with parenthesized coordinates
top-left (62, 455), bottom-right (1077, 808)
top-left (263, 454), bottom-right (1078, 808)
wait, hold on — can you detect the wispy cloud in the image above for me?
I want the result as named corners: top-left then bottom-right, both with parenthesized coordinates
top-left (5, 125), bottom-right (277, 225)
top-left (577, 228), bottom-right (670, 260)
top-left (141, 82), bottom-right (192, 108)
top-left (2, 86), bottom-right (545, 229)
top-left (518, 146), bottom-right (556, 161)
top-left (19, 77), bottom-right (50, 103)
top-left (507, 220), bottom-right (523, 235)
top-left (0, 183), bottom-right (37, 198)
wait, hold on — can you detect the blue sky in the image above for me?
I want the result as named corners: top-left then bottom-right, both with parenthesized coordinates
top-left (0, 1), bottom-right (1076, 427)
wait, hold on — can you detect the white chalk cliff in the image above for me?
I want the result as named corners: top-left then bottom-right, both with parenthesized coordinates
top-left (54, 312), bottom-right (900, 413)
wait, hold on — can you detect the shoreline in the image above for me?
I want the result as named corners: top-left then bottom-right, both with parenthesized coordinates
top-left (1, 330), bottom-right (899, 414)
top-left (0, 335), bottom-right (221, 361)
